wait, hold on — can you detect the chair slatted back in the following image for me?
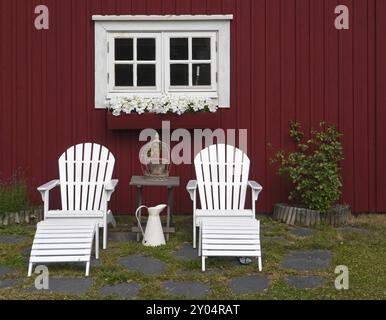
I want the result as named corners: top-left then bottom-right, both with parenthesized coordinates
top-left (194, 144), bottom-right (250, 210)
top-left (58, 143), bottom-right (115, 211)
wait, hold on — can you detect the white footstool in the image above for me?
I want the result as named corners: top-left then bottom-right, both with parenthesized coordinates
top-left (28, 220), bottom-right (99, 277)
top-left (199, 219), bottom-right (262, 272)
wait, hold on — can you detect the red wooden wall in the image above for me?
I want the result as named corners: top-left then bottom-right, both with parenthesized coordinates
top-left (0, 0), bottom-right (385, 214)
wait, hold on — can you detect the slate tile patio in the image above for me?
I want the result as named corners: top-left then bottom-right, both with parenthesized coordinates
top-left (229, 275), bottom-right (269, 295)
top-left (26, 278), bottom-right (93, 295)
top-left (161, 281), bottom-right (211, 298)
top-left (0, 235), bottom-right (27, 244)
top-left (0, 215), bottom-right (384, 299)
top-left (99, 282), bottom-right (141, 298)
top-left (118, 255), bottom-right (167, 275)
top-left (281, 250), bottom-right (332, 271)
top-left (287, 276), bottom-right (326, 289)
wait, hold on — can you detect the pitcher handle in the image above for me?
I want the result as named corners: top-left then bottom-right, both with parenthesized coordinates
top-left (135, 205), bottom-right (148, 237)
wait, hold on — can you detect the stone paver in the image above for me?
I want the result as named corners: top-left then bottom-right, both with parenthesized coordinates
top-left (173, 244), bottom-right (200, 261)
top-left (287, 276), bottom-right (326, 289)
top-left (119, 255), bottom-right (166, 275)
top-left (0, 235), bottom-right (27, 244)
top-left (99, 282), bottom-right (141, 298)
top-left (0, 266), bottom-right (13, 277)
top-left (289, 228), bottom-right (316, 237)
top-left (0, 279), bottom-right (20, 289)
top-left (229, 275), bottom-right (269, 294)
top-left (108, 232), bottom-right (137, 242)
top-left (161, 281), bottom-right (210, 298)
top-left (282, 250), bottom-right (332, 271)
top-left (261, 236), bottom-right (289, 243)
top-left (28, 277), bottom-right (93, 295)
top-left (336, 226), bottom-right (367, 233)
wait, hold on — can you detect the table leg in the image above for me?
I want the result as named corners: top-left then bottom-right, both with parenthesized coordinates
top-left (135, 186), bottom-right (142, 242)
top-left (166, 186), bottom-right (173, 241)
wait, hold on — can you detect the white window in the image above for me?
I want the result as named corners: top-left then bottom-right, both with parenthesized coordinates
top-left (93, 15), bottom-right (232, 108)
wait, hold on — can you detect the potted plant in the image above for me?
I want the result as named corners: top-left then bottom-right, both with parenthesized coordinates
top-left (270, 121), bottom-right (350, 227)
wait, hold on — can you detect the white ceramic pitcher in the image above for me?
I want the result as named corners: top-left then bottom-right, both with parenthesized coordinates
top-left (135, 204), bottom-right (167, 247)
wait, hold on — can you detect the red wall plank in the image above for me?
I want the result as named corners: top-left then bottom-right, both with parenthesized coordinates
top-left (0, 0), bottom-right (383, 214)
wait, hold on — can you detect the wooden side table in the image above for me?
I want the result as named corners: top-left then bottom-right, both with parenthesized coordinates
top-left (130, 176), bottom-right (180, 241)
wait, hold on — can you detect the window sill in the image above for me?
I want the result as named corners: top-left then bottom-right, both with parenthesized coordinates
top-left (106, 111), bottom-right (220, 130)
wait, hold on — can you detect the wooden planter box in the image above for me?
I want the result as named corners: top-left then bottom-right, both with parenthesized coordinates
top-left (106, 111), bottom-right (220, 130)
top-left (273, 203), bottom-right (351, 227)
top-left (0, 207), bottom-right (44, 226)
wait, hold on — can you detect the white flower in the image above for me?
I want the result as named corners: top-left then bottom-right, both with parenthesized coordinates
top-left (108, 95), bottom-right (218, 116)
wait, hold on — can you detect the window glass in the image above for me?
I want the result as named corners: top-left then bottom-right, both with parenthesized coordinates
top-left (115, 64), bottom-right (133, 86)
top-left (170, 38), bottom-right (188, 60)
top-left (192, 38), bottom-right (211, 60)
top-left (192, 64), bottom-right (211, 86)
top-left (137, 64), bottom-right (156, 86)
top-left (170, 64), bottom-right (189, 86)
top-left (137, 38), bottom-right (156, 61)
top-left (115, 38), bottom-right (133, 61)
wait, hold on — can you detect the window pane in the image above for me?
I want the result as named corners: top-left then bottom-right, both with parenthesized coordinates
top-left (192, 38), bottom-right (211, 60)
top-left (170, 38), bottom-right (188, 60)
top-left (137, 38), bottom-right (156, 61)
top-left (192, 64), bottom-right (211, 86)
top-left (170, 64), bottom-right (189, 86)
top-left (137, 64), bottom-right (156, 86)
top-left (115, 39), bottom-right (133, 61)
top-left (115, 64), bottom-right (133, 86)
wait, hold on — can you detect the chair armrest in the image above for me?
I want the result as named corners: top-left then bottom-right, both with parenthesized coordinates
top-left (37, 180), bottom-right (60, 202)
top-left (186, 180), bottom-right (197, 201)
top-left (105, 179), bottom-right (119, 191)
top-left (248, 181), bottom-right (263, 202)
top-left (248, 181), bottom-right (263, 191)
top-left (104, 179), bottom-right (119, 201)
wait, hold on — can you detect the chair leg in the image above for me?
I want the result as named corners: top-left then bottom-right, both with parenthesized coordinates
top-left (28, 263), bottom-right (33, 277)
top-left (95, 226), bottom-right (99, 259)
top-left (258, 256), bottom-right (262, 272)
top-left (193, 225), bottom-right (197, 249)
top-left (85, 262), bottom-right (90, 277)
top-left (198, 227), bottom-right (202, 257)
top-left (103, 226), bottom-right (107, 250)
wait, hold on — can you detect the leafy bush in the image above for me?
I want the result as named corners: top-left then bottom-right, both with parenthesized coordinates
top-left (272, 121), bottom-right (344, 212)
top-left (0, 175), bottom-right (28, 215)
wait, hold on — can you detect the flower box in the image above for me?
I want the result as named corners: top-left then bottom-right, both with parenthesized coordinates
top-left (106, 112), bottom-right (220, 130)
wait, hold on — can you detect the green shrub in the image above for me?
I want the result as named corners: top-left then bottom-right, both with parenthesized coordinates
top-left (271, 121), bottom-right (344, 212)
top-left (0, 176), bottom-right (28, 215)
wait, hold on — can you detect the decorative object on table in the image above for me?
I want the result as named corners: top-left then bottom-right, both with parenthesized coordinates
top-left (140, 132), bottom-right (170, 180)
top-left (130, 176), bottom-right (180, 241)
top-left (187, 144), bottom-right (263, 249)
top-left (135, 204), bottom-right (167, 247)
top-left (107, 95), bottom-right (218, 116)
top-left (270, 121), bottom-right (350, 226)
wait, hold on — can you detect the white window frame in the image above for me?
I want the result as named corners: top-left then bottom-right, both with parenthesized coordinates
top-left (108, 32), bottom-right (162, 95)
top-left (93, 15), bottom-right (233, 108)
top-left (165, 32), bottom-right (217, 96)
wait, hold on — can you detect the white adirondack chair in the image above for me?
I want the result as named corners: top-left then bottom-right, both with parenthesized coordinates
top-left (187, 144), bottom-right (263, 248)
top-left (37, 143), bottom-right (118, 249)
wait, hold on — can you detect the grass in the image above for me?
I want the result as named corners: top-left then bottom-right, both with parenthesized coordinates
top-left (0, 214), bottom-right (385, 300)
top-left (0, 176), bottom-right (28, 216)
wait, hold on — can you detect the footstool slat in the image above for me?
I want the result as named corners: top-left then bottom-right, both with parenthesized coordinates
top-left (28, 220), bottom-right (99, 277)
top-left (30, 256), bottom-right (90, 263)
top-left (33, 238), bottom-right (93, 244)
top-left (200, 219), bottom-right (262, 272)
